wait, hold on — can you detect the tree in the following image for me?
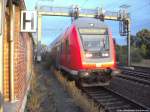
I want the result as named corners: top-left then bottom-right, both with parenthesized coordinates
top-left (136, 29), bottom-right (150, 58)
top-left (130, 35), bottom-right (136, 46)
top-left (136, 29), bottom-right (150, 44)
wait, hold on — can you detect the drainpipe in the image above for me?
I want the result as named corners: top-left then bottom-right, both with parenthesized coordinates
top-left (0, 0), bottom-right (4, 111)
top-left (10, 3), bottom-right (15, 102)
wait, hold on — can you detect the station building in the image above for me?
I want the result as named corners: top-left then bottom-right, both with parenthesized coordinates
top-left (0, 0), bottom-right (34, 112)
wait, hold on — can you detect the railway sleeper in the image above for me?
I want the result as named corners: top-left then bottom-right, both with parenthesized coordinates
top-left (88, 92), bottom-right (109, 96)
top-left (97, 98), bottom-right (119, 103)
top-left (123, 70), bottom-right (150, 77)
top-left (86, 91), bottom-right (110, 95)
top-left (118, 75), bottom-right (150, 85)
top-left (90, 95), bottom-right (114, 99)
top-left (107, 104), bottom-right (133, 112)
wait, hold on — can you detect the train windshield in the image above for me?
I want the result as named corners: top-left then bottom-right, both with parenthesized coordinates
top-left (79, 29), bottom-right (109, 52)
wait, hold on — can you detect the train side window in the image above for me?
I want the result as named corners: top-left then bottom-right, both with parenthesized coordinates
top-left (66, 38), bottom-right (70, 54)
top-left (105, 35), bottom-right (109, 50)
top-left (61, 42), bottom-right (63, 53)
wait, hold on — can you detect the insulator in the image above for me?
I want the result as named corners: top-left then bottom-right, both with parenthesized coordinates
top-left (12, 0), bottom-right (20, 6)
top-left (99, 14), bottom-right (104, 21)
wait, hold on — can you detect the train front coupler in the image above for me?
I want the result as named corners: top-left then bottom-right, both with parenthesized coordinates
top-left (111, 69), bottom-right (121, 76)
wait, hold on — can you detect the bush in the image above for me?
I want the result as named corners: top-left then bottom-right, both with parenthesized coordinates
top-left (140, 44), bottom-right (147, 57)
top-left (131, 47), bottom-right (142, 62)
top-left (119, 54), bottom-right (127, 65)
top-left (43, 52), bottom-right (52, 69)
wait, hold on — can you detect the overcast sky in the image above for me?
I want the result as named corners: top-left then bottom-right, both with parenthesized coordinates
top-left (25, 0), bottom-right (150, 45)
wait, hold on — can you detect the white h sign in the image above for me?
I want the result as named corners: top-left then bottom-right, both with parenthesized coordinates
top-left (21, 11), bottom-right (37, 32)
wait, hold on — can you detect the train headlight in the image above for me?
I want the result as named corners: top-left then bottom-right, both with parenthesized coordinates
top-left (102, 53), bottom-right (109, 57)
top-left (78, 71), bottom-right (90, 78)
top-left (85, 53), bottom-right (93, 58)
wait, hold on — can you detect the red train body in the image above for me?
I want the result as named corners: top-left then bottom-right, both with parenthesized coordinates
top-left (50, 18), bottom-right (118, 86)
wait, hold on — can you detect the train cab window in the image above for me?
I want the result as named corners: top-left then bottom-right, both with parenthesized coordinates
top-left (79, 28), bottom-right (109, 52)
top-left (105, 35), bottom-right (109, 50)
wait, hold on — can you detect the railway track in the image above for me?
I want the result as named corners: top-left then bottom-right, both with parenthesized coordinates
top-left (118, 65), bottom-right (150, 74)
top-left (81, 86), bottom-right (148, 112)
top-left (133, 66), bottom-right (150, 74)
top-left (120, 66), bottom-right (150, 75)
top-left (117, 66), bottom-right (150, 85)
top-left (55, 67), bottom-right (150, 112)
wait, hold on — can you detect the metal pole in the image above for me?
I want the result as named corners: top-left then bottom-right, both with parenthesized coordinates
top-left (37, 14), bottom-right (42, 42)
top-left (127, 18), bottom-right (131, 66)
top-left (37, 14), bottom-right (42, 62)
top-left (10, 3), bottom-right (15, 102)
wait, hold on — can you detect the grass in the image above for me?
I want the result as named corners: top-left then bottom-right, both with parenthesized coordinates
top-left (25, 65), bottom-right (56, 112)
top-left (25, 63), bottom-right (105, 112)
top-left (52, 67), bottom-right (104, 112)
top-left (25, 67), bottom-right (42, 112)
top-left (132, 59), bottom-right (150, 67)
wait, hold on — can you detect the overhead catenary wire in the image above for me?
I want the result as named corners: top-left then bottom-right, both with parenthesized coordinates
top-left (81, 0), bottom-right (89, 8)
top-left (129, 2), bottom-right (150, 13)
top-left (106, 0), bottom-right (130, 9)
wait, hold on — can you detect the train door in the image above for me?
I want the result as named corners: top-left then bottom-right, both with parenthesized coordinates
top-left (66, 37), bottom-right (70, 66)
top-left (56, 45), bottom-right (60, 69)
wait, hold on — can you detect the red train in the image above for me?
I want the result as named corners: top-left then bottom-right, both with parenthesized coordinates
top-left (50, 18), bottom-right (119, 86)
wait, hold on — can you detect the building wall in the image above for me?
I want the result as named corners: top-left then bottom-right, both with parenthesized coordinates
top-left (3, 1), bottom-right (34, 112)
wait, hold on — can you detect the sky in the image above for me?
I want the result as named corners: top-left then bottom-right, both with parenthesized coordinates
top-left (24, 0), bottom-right (150, 45)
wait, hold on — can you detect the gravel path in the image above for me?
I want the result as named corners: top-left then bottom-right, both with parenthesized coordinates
top-left (26, 64), bottom-right (83, 112)
top-left (44, 70), bottom-right (82, 112)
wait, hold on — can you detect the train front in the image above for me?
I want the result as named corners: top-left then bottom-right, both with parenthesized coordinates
top-left (75, 18), bottom-right (118, 86)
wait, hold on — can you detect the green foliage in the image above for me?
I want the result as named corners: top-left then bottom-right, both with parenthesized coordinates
top-left (116, 45), bottom-right (128, 65)
top-left (140, 44), bottom-right (147, 57)
top-left (42, 44), bottom-right (47, 48)
top-left (136, 29), bottom-right (150, 43)
top-left (137, 29), bottom-right (150, 48)
top-left (130, 29), bottom-right (150, 59)
top-left (131, 47), bottom-right (142, 62)
top-left (43, 52), bottom-right (52, 69)
top-left (116, 28), bottom-right (150, 65)
top-left (130, 35), bottom-right (137, 46)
